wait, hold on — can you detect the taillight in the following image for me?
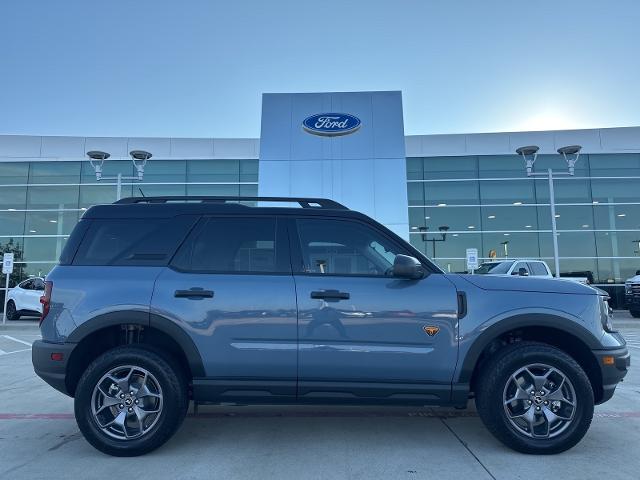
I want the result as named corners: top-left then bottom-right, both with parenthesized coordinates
top-left (39, 281), bottom-right (53, 326)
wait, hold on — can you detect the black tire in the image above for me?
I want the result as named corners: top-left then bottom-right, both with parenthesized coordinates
top-left (475, 341), bottom-right (594, 454)
top-left (74, 345), bottom-right (188, 456)
top-left (6, 300), bottom-right (20, 320)
top-left (630, 310), bottom-right (640, 319)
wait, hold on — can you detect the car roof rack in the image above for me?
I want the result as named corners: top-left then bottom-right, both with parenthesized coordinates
top-left (114, 196), bottom-right (349, 210)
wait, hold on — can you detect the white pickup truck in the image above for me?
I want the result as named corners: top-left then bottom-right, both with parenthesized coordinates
top-left (626, 270), bottom-right (640, 318)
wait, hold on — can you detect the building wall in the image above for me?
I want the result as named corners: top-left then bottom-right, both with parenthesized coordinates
top-left (258, 91), bottom-right (410, 239)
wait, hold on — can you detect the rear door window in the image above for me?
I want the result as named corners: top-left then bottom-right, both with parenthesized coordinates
top-left (171, 216), bottom-right (289, 273)
top-left (73, 216), bottom-right (197, 266)
top-left (529, 262), bottom-right (549, 276)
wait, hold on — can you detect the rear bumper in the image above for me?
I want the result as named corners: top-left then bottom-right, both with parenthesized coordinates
top-left (32, 340), bottom-right (76, 397)
top-left (592, 346), bottom-right (630, 404)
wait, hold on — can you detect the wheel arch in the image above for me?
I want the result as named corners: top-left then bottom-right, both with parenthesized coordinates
top-left (459, 313), bottom-right (604, 403)
top-left (65, 311), bottom-right (205, 396)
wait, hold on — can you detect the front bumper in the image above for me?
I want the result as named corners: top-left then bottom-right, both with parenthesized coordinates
top-left (592, 346), bottom-right (630, 404)
top-left (32, 340), bottom-right (76, 396)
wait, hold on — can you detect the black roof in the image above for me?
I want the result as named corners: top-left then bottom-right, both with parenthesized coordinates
top-left (83, 196), bottom-right (363, 220)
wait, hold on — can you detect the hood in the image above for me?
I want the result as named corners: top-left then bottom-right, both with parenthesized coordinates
top-left (457, 274), bottom-right (598, 295)
top-left (626, 275), bottom-right (640, 284)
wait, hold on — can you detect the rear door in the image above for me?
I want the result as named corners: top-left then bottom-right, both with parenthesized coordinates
top-left (150, 215), bottom-right (298, 402)
top-left (290, 217), bottom-right (459, 404)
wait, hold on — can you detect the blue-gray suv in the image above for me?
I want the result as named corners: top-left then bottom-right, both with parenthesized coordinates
top-left (32, 196), bottom-right (630, 456)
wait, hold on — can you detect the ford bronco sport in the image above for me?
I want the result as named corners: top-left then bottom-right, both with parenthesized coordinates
top-left (32, 196), bottom-right (630, 456)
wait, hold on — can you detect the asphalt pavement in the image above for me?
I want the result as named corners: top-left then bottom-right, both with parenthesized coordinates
top-left (0, 312), bottom-right (638, 479)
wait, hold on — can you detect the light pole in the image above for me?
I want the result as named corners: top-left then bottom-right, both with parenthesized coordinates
top-left (516, 144), bottom-right (582, 278)
top-left (419, 225), bottom-right (450, 258)
top-left (86, 150), bottom-right (152, 200)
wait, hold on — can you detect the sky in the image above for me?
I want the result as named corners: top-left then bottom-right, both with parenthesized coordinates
top-left (1, 0), bottom-right (639, 138)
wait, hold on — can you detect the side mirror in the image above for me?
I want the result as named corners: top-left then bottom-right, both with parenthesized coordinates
top-left (393, 255), bottom-right (425, 280)
top-left (518, 267), bottom-right (529, 276)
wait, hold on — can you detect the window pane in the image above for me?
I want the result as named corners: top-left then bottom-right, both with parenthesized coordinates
top-left (0, 163), bottom-right (29, 184)
top-left (187, 160), bottom-right (240, 182)
top-left (478, 155), bottom-right (524, 178)
top-left (0, 211), bottom-right (26, 236)
top-left (597, 258), bottom-right (639, 285)
top-left (538, 205), bottom-right (594, 231)
top-left (25, 211), bottom-right (79, 236)
top-left (296, 219), bottom-right (401, 276)
top-left (29, 162), bottom-right (80, 184)
top-left (532, 154), bottom-right (589, 177)
top-left (406, 158), bottom-right (423, 181)
top-left (589, 154), bottom-right (640, 177)
top-left (186, 184), bottom-right (240, 196)
top-left (239, 159), bottom-right (259, 182)
top-left (480, 179), bottom-right (535, 205)
top-left (142, 160), bottom-right (186, 184)
top-left (407, 182), bottom-right (424, 206)
top-left (180, 217), bottom-right (280, 273)
top-left (535, 178), bottom-right (592, 203)
top-left (421, 206), bottom-right (481, 232)
top-left (591, 178), bottom-right (640, 203)
top-left (539, 231), bottom-right (597, 258)
top-left (481, 232), bottom-right (540, 259)
top-left (481, 205), bottom-right (538, 231)
top-left (0, 185), bottom-right (27, 210)
top-left (595, 231), bottom-right (640, 259)
top-left (27, 185), bottom-right (79, 209)
top-left (425, 181), bottom-right (479, 205)
top-left (418, 231), bottom-right (482, 263)
top-left (74, 218), bottom-right (194, 266)
top-left (593, 204), bottom-right (640, 230)
top-left (22, 237), bottom-right (68, 262)
top-left (424, 156), bottom-right (477, 179)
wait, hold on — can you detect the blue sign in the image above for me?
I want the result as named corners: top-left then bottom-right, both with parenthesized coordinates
top-left (302, 113), bottom-right (361, 137)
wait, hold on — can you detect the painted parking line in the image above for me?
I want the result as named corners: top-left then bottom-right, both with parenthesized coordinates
top-left (1, 335), bottom-right (33, 347)
top-left (1, 411), bottom-right (639, 420)
top-left (0, 348), bottom-right (31, 356)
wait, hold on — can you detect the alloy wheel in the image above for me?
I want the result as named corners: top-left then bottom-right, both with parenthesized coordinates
top-left (90, 365), bottom-right (163, 441)
top-left (503, 363), bottom-right (576, 439)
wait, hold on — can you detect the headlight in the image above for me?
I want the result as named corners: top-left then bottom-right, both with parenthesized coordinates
top-left (626, 283), bottom-right (633, 294)
top-left (599, 295), bottom-right (615, 333)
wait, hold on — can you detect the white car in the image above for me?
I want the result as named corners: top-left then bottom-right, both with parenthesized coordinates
top-left (5, 277), bottom-right (45, 320)
top-left (474, 259), bottom-right (553, 278)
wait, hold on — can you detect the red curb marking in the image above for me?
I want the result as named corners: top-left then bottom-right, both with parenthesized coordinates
top-left (1, 411), bottom-right (640, 420)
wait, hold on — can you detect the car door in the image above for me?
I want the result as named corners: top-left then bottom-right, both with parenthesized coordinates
top-left (290, 217), bottom-right (459, 404)
top-left (512, 262), bottom-right (531, 277)
top-left (150, 215), bottom-right (298, 402)
top-left (13, 279), bottom-right (33, 311)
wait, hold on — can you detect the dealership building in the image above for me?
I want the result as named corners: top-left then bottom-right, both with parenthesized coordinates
top-left (1, 91), bottom-right (639, 307)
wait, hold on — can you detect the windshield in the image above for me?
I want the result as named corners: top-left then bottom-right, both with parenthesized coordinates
top-left (475, 261), bottom-right (514, 275)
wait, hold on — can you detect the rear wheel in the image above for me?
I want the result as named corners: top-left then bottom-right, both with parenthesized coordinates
top-left (74, 345), bottom-right (188, 456)
top-left (630, 310), bottom-right (640, 318)
top-left (475, 342), bottom-right (594, 454)
top-left (6, 300), bottom-right (20, 320)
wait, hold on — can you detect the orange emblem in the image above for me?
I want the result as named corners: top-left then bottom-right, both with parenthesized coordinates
top-left (423, 325), bottom-right (440, 337)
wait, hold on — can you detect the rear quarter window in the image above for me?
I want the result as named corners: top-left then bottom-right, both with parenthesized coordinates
top-left (73, 216), bottom-right (197, 266)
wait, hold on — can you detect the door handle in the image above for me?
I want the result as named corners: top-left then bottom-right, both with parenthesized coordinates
top-left (310, 290), bottom-right (350, 300)
top-left (174, 288), bottom-right (214, 299)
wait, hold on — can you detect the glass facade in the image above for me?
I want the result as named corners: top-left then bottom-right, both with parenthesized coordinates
top-left (0, 159), bottom-right (258, 286)
top-left (407, 154), bottom-right (640, 305)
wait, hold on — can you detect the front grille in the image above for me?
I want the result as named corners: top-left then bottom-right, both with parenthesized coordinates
top-left (630, 284), bottom-right (640, 296)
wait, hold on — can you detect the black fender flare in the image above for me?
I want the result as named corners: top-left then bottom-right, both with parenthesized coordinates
top-left (67, 310), bottom-right (205, 377)
top-left (457, 313), bottom-right (600, 385)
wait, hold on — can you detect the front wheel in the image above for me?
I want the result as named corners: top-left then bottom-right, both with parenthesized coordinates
top-left (6, 300), bottom-right (20, 320)
top-left (475, 342), bottom-right (594, 454)
top-left (74, 345), bottom-right (188, 456)
top-left (630, 310), bottom-right (640, 318)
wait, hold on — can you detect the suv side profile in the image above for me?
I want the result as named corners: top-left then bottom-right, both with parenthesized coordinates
top-left (32, 196), bottom-right (630, 457)
top-left (6, 277), bottom-right (45, 320)
top-left (475, 260), bottom-right (552, 278)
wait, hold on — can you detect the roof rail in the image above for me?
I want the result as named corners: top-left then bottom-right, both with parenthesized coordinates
top-left (113, 196), bottom-right (348, 210)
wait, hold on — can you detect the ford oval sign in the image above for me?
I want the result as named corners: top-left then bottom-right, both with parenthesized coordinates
top-left (302, 113), bottom-right (361, 137)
